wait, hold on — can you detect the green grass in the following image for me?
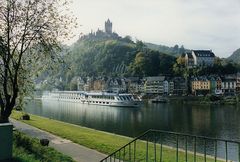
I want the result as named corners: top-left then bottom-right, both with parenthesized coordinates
top-left (12, 144), bottom-right (40, 162)
top-left (11, 111), bottom-right (224, 162)
top-left (11, 131), bottom-right (74, 162)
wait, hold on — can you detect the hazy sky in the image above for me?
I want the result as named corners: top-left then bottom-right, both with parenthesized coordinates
top-left (68, 0), bottom-right (240, 58)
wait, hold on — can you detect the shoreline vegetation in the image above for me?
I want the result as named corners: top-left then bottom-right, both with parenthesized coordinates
top-left (11, 111), bottom-right (225, 162)
top-left (145, 95), bottom-right (240, 105)
top-left (12, 131), bottom-right (74, 162)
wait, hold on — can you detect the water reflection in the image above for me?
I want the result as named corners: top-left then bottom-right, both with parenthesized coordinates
top-left (24, 100), bottom-right (240, 141)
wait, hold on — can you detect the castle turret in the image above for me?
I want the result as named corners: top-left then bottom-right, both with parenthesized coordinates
top-left (105, 19), bottom-right (112, 34)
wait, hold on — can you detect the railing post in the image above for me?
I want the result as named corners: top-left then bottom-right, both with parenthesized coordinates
top-left (176, 135), bottom-right (178, 162)
top-left (204, 139), bottom-right (206, 162)
top-left (160, 133), bottom-right (163, 162)
top-left (119, 151), bottom-right (121, 162)
top-left (129, 143), bottom-right (131, 161)
top-left (146, 137), bottom-right (149, 162)
top-left (154, 132), bottom-right (157, 162)
top-left (134, 140), bottom-right (136, 162)
top-left (185, 136), bottom-right (188, 162)
top-left (214, 140), bottom-right (217, 162)
top-left (225, 141), bottom-right (228, 162)
top-left (123, 146), bottom-right (126, 161)
top-left (194, 136), bottom-right (196, 162)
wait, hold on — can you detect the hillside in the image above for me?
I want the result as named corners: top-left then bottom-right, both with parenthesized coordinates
top-left (228, 48), bottom-right (240, 63)
top-left (38, 34), bottom-right (176, 90)
top-left (145, 42), bottom-right (188, 57)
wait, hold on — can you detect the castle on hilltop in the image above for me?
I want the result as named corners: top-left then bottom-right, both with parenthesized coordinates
top-left (79, 19), bottom-right (119, 40)
top-left (105, 19), bottom-right (112, 34)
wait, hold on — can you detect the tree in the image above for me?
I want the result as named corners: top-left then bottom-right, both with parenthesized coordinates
top-left (0, 0), bottom-right (76, 123)
top-left (173, 56), bottom-right (186, 76)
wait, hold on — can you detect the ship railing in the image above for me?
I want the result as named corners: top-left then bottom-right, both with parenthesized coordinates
top-left (100, 129), bottom-right (240, 162)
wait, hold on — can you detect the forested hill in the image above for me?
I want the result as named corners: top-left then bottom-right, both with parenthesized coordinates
top-left (145, 42), bottom-right (188, 57)
top-left (228, 48), bottom-right (240, 63)
top-left (39, 33), bottom-right (176, 90)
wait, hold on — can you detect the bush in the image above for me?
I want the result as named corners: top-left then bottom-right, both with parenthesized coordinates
top-left (40, 139), bottom-right (49, 146)
top-left (22, 114), bottom-right (30, 120)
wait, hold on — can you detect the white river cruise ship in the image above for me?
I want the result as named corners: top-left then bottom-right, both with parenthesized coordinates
top-left (42, 91), bottom-right (142, 107)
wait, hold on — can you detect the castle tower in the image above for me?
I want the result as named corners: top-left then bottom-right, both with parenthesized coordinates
top-left (105, 19), bottom-right (112, 34)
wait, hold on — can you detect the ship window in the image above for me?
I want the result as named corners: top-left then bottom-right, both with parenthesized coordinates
top-left (103, 102), bottom-right (105, 104)
top-left (107, 102), bottom-right (109, 104)
top-left (99, 102), bottom-right (102, 104)
top-left (96, 101), bottom-right (98, 103)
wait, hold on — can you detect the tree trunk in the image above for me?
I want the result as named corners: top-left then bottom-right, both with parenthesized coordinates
top-left (0, 115), bottom-right (9, 123)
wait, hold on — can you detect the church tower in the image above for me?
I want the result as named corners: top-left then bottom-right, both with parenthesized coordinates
top-left (105, 19), bottom-right (112, 34)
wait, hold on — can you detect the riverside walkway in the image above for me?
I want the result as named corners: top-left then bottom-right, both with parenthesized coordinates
top-left (10, 119), bottom-right (106, 162)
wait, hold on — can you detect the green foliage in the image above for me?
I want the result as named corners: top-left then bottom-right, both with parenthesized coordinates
top-left (145, 43), bottom-right (188, 57)
top-left (0, 0), bottom-right (76, 122)
top-left (13, 131), bottom-right (74, 162)
top-left (40, 36), bottom-right (176, 90)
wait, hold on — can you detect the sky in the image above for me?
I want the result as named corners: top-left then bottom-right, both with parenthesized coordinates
top-left (68, 0), bottom-right (240, 58)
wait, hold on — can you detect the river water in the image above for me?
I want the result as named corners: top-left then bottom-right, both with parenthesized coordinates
top-left (24, 100), bottom-right (240, 160)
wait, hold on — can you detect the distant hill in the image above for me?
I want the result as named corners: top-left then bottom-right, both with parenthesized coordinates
top-left (145, 43), bottom-right (188, 57)
top-left (228, 48), bottom-right (240, 63)
top-left (38, 33), bottom-right (176, 90)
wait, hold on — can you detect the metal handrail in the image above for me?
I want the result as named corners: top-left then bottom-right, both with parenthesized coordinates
top-left (100, 129), bottom-right (240, 162)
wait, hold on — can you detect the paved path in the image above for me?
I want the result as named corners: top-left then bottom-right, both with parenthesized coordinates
top-left (10, 119), bottom-right (107, 162)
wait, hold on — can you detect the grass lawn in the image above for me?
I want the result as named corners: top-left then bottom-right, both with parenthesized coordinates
top-left (12, 131), bottom-right (74, 162)
top-left (11, 111), bottom-right (225, 162)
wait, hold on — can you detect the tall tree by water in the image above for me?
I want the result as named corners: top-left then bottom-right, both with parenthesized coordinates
top-left (0, 0), bottom-right (76, 123)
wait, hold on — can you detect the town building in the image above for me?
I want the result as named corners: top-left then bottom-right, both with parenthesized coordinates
top-left (191, 76), bottom-right (210, 95)
top-left (171, 77), bottom-right (187, 95)
top-left (77, 77), bottom-right (86, 91)
top-left (127, 77), bottom-right (144, 94)
top-left (163, 80), bottom-right (169, 95)
top-left (236, 73), bottom-right (240, 94)
top-left (144, 76), bottom-right (165, 94)
top-left (185, 52), bottom-right (194, 68)
top-left (221, 75), bottom-right (236, 95)
top-left (209, 76), bottom-right (222, 95)
top-left (106, 78), bottom-right (127, 93)
top-left (185, 50), bottom-right (215, 68)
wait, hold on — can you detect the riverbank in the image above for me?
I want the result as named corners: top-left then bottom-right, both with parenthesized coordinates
top-left (11, 111), bottom-right (225, 162)
top-left (146, 95), bottom-right (240, 105)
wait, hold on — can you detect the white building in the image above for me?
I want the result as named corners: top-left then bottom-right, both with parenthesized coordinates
top-left (163, 80), bottom-right (169, 95)
top-left (185, 50), bottom-right (215, 67)
top-left (221, 75), bottom-right (236, 95)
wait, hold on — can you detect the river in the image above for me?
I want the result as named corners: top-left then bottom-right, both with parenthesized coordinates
top-left (24, 100), bottom-right (240, 160)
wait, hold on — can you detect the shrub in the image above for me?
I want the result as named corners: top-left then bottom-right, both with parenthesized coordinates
top-left (40, 139), bottom-right (49, 146)
top-left (22, 114), bottom-right (30, 120)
